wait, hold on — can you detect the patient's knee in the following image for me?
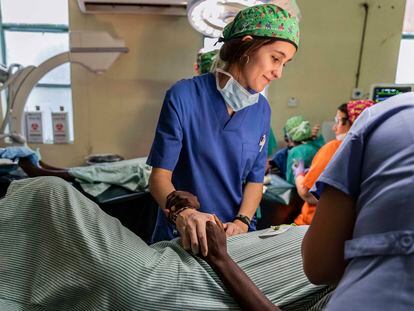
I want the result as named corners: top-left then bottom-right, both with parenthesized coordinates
top-left (30, 176), bottom-right (74, 196)
top-left (34, 176), bottom-right (69, 186)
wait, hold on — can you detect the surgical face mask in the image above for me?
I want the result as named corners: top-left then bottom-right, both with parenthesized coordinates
top-left (336, 133), bottom-right (347, 141)
top-left (215, 69), bottom-right (259, 112)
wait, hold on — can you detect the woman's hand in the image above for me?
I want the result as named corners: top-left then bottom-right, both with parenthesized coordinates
top-left (223, 220), bottom-right (249, 237)
top-left (204, 215), bottom-right (228, 266)
top-left (176, 209), bottom-right (216, 256)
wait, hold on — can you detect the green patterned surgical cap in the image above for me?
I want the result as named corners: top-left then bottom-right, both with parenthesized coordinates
top-left (221, 4), bottom-right (300, 49)
top-left (197, 50), bottom-right (219, 74)
top-left (284, 116), bottom-right (311, 142)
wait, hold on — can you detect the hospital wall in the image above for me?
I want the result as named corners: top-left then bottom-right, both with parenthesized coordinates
top-left (268, 0), bottom-right (406, 141)
top-left (33, 0), bottom-right (406, 166)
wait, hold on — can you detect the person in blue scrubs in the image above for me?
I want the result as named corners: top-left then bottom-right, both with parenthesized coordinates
top-left (302, 92), bottom-right (414, 310)
top-left (147, 4), bottom-right (300, 256)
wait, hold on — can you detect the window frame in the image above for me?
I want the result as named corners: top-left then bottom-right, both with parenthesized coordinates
top-left (402, 33), bottom-right (414, 39)
top-left (0, 22), bottom-right (70, 88)
top-left (0, 2), bottom-right (73, 143)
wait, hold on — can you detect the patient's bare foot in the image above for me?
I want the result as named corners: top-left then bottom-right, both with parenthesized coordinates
top-left (19, 157), bottom-right (74, 181)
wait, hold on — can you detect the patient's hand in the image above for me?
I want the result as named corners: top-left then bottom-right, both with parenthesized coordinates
top-left (166, 190), bottom-right (200, 212)
top-left (176, 209), bottom-right (216, 257)
top-left (223, 220), bottom-right (248, 237)
top-left (204, 215), bottom-right (228, 265)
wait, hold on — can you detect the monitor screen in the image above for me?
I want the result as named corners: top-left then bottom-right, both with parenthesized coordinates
top-left (371, 85), bottom-right (413, 103)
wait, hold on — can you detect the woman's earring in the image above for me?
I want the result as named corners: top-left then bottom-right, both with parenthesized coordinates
top-left (245, 55), bottom-right (250, 64)
top-left (241, 54), bottom-right (249, 64)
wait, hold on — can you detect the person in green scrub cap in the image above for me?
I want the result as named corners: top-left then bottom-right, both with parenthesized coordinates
top-left (195, 50), bottom-right (219, 75)
top-left (269, 116), bottom-right (324, 182)
top-left (284, 116), bottom-right (325, 184)
top-left (285, 115), bottom-right (311, 142)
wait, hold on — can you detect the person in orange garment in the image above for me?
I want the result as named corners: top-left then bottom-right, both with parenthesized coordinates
top-left (292, 100), bottom-right (374, 225)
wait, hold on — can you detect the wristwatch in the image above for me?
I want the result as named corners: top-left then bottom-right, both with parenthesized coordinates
top-left (234, 214), bottom-right (251, 227)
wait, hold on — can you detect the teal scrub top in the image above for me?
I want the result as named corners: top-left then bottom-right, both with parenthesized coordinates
top-left (267, 127), bottom-right (277, 157)
top-left (285, 135), bottom-right (325, 185)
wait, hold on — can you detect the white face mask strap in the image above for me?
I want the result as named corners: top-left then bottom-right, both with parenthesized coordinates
top-left (215, 67), bottom-right (259, 111)
top-left (215, 69), bottom-right (233, 90)
top-left (215, 68), bottom-right (232, 79)
top-left (216, 68), bottom-right (253, 96)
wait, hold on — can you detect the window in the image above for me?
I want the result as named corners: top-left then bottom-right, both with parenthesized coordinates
top-left (396, 0), bottom-right (414, 84)
top-left (0, 0), bottom-right (72, 143)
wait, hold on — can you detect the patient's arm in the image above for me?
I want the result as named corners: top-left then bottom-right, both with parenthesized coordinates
top-left (150, 167), bottom-right (216, 256)
top-left (204, 216), bottom-right (279, 311)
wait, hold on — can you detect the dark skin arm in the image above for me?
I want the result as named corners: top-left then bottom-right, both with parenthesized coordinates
top-left (18, 157), bottom-right (74, 181)
top-left (302, 185), bottom-right (355, 285)
top-left (38, 160), bottom-right (67, 170)
top-left (203, 215), bottom-right (279, 311)
top-left (150, 168), bottom-right (214, 256)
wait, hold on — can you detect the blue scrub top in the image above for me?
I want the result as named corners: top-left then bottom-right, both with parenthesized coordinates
top-left (147, 73), bottom-right (270, 242)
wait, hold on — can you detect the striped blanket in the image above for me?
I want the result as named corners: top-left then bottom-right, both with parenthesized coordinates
top-left (0, 177), bottom-right (332, 310)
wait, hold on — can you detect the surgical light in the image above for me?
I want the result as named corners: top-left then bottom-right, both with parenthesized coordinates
top-left (187, 0), bottom-right (301, 38)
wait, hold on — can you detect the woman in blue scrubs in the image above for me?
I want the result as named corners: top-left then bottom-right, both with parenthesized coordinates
top-left (147, 4), bottom-right (300, 256)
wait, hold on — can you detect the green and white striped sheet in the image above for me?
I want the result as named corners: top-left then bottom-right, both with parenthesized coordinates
top-left (0, 177), bottom-right (332, 310)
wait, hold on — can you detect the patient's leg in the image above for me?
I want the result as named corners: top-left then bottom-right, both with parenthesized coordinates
top-left (18, 157), bottom-right (74, 181)
top-left (39, 160), bottom-right (68, 170)
top-left (0, 177), bottom-right (236, 310)
top-left (0, 177), bottom-right (155, 309)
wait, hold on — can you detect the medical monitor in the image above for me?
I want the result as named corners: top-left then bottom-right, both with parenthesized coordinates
top-left (370, 84), bottom-right (413, 103)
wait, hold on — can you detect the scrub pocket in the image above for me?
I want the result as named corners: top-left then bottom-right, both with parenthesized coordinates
top-left (241, 143), bottom-right (260, 180)
top-left (345, 230), bottom-right (414, 259)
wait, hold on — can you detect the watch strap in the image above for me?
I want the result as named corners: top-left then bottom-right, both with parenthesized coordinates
top-left (234, 214), bottom-right (251, 227)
